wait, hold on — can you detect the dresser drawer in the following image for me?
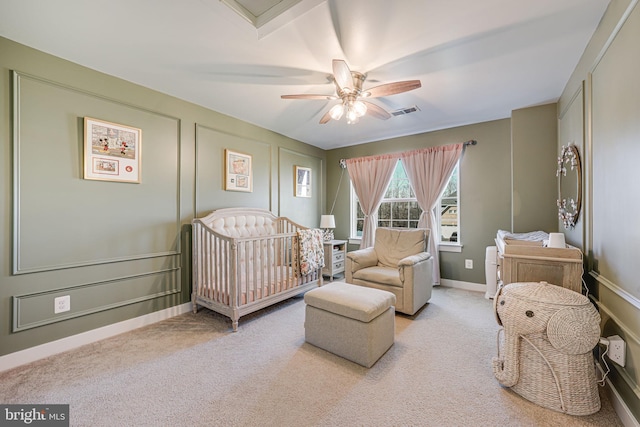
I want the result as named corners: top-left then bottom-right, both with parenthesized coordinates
top-left (333, 261), bottom-right (344, 273)
top-left (333, 251), bottom-right (345, 262)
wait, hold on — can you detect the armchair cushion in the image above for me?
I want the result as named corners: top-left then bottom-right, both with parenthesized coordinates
top-left (375, 228), bottom-right (427, 268)
top-left (353, 266), bottom-right (403, 287)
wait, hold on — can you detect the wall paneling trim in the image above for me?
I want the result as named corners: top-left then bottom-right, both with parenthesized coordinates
top-left (12, 71), bottom-right (182, 274)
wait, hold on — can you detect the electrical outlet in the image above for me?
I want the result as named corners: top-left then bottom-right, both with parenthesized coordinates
top-left (607, 335), bottom-right (626, 367)
top-left (54, 295), bottom-right (70, 314)
top-left (465, 259), bottom-right (473, 269)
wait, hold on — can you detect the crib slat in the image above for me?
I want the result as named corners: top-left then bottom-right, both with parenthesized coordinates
top-left (268, 237), bottom-right (282, 293)
top-left (248, 240), bottom-right (255, 302)
top-left (222, 238), bottom-right (228, 304)
top-left (214, 235), bottom-right (220, 303)
top-left (280, 235), bottom-right (287, 291)
top-left (257, 239), bottom-right (263, 299)
top-left (192, 224), bottom-right (201, 308)
top-left (261, 238), bottom-right (268, 298)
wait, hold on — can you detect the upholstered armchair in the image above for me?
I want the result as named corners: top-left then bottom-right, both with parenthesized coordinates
top-left (345, 227), bottom-right (433, 315)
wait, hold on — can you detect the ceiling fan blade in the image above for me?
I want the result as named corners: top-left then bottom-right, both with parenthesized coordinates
top-left (363, 80), bottom-right (422, 98)
top-left (332, 59), bottom-right (353, 92)
top-left (319, 110), bottom-right (333, 124)
top-left (281, 94), bottom-right (336, 100)
top-left (362, 101), bottom-right (391, 120)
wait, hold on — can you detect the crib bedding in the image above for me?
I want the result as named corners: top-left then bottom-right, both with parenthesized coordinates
top-left (294, 228), bottom-right (324, 275)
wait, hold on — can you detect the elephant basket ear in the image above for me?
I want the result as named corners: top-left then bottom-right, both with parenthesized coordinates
top-left (493, 286), bottom-right (505, 326)
top-left (547, 305), bottom-right (601, 355)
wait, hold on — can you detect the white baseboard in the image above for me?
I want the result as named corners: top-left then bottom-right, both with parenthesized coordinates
top-left (607, 378), bottom-right (640, 427)
top-left (440, 278), bottom-right (486, 293)
top-left (596, 362), bottom-right (640, 427)
top-left (0, 302), bottom-right (193, 373)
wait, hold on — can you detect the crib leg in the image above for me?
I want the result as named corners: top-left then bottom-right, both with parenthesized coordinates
top-left (232, 320), bottom-right (239, 332)
top-left (192, 296), bottom-right (198, 314)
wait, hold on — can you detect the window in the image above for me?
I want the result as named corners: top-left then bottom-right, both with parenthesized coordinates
top-left (351, 160), bottom-right (459, 244)
top-left (438, 164), bottom-right (459, 243)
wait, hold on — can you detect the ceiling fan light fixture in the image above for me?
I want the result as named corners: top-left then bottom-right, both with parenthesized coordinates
top-left (346, 107), bottom-right (359, 124)
top-left (329, 104), bottom-right (344, 120)
top-left (353, 100), bottom-right (367, 117)
top-left (283, 59), bottom-right (422, 125)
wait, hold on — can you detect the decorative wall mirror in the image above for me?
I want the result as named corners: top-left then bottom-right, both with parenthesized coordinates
top-left (556, 143), bottom-right (582, 229)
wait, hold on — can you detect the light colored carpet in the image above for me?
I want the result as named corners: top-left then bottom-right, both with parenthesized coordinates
top-left (0, 287), bottom-right (623, 426)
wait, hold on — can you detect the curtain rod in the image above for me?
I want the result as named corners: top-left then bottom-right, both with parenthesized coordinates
top-left (338, 140), bottom-right (477, 167)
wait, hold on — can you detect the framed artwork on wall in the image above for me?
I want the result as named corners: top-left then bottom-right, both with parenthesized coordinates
top-left (83, 117), bottom-right (141, 183)
top-left (225, 149), bottom-right (252, 192)
top-left (295, 166), bottom-right (312, 198)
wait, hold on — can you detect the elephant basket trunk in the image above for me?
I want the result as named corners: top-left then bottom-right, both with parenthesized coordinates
top-left (492, 281), bottom-right (602, 416)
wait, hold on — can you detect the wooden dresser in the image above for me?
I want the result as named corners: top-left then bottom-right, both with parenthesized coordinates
top-left (499, 239), bottom-right (583, 293)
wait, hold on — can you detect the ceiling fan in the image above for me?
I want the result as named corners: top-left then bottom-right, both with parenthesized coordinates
top-left (281, 59), bottom-right (421, 124)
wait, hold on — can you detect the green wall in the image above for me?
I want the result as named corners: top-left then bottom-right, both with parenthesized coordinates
top-left (0, 37), bottom-right (325, 357)
top-left (558, 0), bottom-right (640, 419)
top-left (511, 104), bottom-right (558, 233)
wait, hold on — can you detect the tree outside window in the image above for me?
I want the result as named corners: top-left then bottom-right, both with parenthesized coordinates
top-left (352, 160), bottom-right (459, 243)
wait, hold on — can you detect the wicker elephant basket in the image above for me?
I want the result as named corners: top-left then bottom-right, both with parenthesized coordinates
top-left (492, 281), bottom-right (601, 416)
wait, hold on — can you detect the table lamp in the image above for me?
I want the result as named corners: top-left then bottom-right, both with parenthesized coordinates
top-left (320, 215), bottom-right (335, 241)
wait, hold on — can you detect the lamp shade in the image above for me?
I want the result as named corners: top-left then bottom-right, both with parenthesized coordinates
top-left (320, 215), bottom-right (336, 229)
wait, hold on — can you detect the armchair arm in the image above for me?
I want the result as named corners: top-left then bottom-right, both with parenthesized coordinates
top-left (346, 247), bottom-right (378, 271)
top-left (398, 252), bottom-right (434, 315)
top-left (345, 247), bottom-right (378, 283)
top-left (398, 252), bottom-right (432, 267)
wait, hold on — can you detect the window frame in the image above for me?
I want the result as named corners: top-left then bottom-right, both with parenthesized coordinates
top-left (349, 160), bottom-right (461, 251)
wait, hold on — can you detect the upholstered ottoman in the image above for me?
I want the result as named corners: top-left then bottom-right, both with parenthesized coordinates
top-left (304, 282), bottom-right (396, 368)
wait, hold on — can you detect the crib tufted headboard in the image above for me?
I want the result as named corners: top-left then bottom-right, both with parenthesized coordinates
top-left (200, 207), bottom-right (279, 238)
top-left (196, 207), bottom-right (280, 238)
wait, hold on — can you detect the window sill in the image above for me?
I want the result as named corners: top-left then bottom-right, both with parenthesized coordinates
top-left (349, 238), bottom-right (463, 253)
top-left (438, 243), bottom-right (463, 253)
top-left (348, 237), bottom-right (361, 246)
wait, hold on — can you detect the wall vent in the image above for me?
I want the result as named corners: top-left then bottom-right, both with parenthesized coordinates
top-left (391, 105), bottom-right (420, 116)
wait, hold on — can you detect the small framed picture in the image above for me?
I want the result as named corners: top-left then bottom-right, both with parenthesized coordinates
top-left (295, 166), bottom-right (312, 198)
top-left (84, 117), bottom-right (141, 183)
top-left (225, 149), bottom-right (252, 192)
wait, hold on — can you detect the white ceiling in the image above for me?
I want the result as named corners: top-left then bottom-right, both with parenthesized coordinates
top-left (0, 0), bottom-right (609, 150)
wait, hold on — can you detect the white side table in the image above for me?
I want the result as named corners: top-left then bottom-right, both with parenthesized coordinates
top-left (322, 240), bottom-right (347, 281)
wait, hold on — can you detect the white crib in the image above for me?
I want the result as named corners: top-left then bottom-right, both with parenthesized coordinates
top-left (191, 207), bottom-right (323, 331)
